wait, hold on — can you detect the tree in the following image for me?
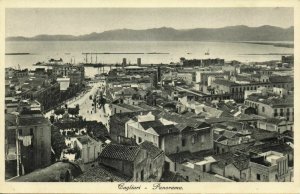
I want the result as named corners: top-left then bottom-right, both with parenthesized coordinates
top-left (54, 108), bottom-right (65, 115)
top-left (51, 126), bottom-right (67, 159)
top-left (68, 108), bottom-right (79, 117)
top-left (50, 115), bottom-right (55, 123)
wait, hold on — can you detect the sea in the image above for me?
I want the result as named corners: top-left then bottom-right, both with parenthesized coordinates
top-left (5, 41), bottom-right (294, 78)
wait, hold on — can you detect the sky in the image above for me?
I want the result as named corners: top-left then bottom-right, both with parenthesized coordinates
top-left (5, 8), bottom-right (294, 37)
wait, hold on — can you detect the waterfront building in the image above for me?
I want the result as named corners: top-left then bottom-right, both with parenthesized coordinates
top-left (21, 82), bottom-right (60, 111)
top-left (52, 64), bottom-right (85, 86)
top-left (282, 55), bottom-right (294, 65)
top-left (195, 71), bottom-right (227, 86)
top-left (57, 77), bottom-right (71, 91)
top-left (137, 58), bottom-right (141, 66)
top-left (211, 75), bottom-right (293, 102)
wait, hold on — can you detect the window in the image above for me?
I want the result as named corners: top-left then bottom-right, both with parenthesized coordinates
top-left (138, 137), bottom-right (142, 143)
top-left (30, 128), bottom-right (34, 135)
top-left (18, 129), bottom-right (22, 136)
top-left (262, 107), bottom-right (265, 112)
top-left (257, 174), bottom-right (261, 180)
top-left (192, 135), bottom-right (196, 144)
top-left (182, 139), bottom-right (186, 147)
top-left (203, 165), bottom-right (206, 172)
top-left (201, 135), bottom-right (205, 143)
top-left (274, 109), bottom-right (278, 117)
top-left (141, 170), bottom-right (144, 181)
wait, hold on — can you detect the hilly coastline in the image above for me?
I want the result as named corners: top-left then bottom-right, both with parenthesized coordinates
top-left (6, 25), bottom-right (294, 42)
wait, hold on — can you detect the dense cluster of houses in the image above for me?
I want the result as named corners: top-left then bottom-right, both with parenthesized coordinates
top-left (5, 55), bottom-right (294, 182)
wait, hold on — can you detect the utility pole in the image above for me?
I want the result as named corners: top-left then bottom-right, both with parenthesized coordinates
top-left (15, 113), bottom-right (20, 176)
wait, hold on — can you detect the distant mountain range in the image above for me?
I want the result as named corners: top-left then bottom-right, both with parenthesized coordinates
top-left (6, 25), bottom-right (294, 41)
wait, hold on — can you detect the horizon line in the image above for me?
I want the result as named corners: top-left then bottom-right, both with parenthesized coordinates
top-left (6, 24), bottom-right (294, 38)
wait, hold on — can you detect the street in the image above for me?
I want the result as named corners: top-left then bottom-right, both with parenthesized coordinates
top-left (45, 81), bottom-right (110, 127)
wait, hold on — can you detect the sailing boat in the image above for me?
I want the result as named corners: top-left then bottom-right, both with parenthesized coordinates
top-left (205, 49), bottom-right (210, 55)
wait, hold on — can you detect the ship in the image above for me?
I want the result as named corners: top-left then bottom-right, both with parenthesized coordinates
top-left (205, 49), bottom-right (210, 55)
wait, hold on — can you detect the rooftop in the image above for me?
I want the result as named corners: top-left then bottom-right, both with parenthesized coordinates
top-left (18, 114), bottom-right (50, 126)
top-left (152, 124), bottom-right (179, 136)
top-left (76, 135), bottom-right (98, 145)
top-left (213, 79), bottom-right (239, 87)
top-left (140, 141), bottom-right (163, 159)
top-left (99, 144), bottom-right (141, 162)
top-left (212, 152), bottom-right (250, 171)
top-left (247, 94), bottom-right (293, 107)
top-left (10, 161), bottom-right (82, 182)
top-left (73, 164), bottom-right (131, 182)
top-left (246, 141), bottom-right (293, 155)
top-left (269, 76), bottom-right (293, 83)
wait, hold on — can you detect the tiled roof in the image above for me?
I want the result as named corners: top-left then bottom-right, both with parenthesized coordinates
top-left (160, 171), bottom-right (187, 182)
top-left (249, 128), bottom-right (278, 141)
top-left (152, 124), bottom-right (179, 136)
top-left (212, 152), bottom-right (250, 171)
top-left (222, 130), bottom-right (238, 139)
top-left (263, 118), bottom-right (285, 125)
top-left (213, 79), bottom-right (239, 87)
top-left (247, 141), bottom-right (293, 155)
top-left (157, 111), bottom-right (206, 128)
top-left (99, 144), bottom-right (141, 162)
top-left (18, 115), bottom-right (50, 126)
top-left (10, 162), bottom-right (82, 182)
top-left (140, 141), bottom-right (163, 159)
top-left (73, 164), bottom-right (131, 182)
top-left (205, 117), bottom-right (234, 124)
top-left (140, 120), bottom-right (163, 130)
top-left (247, 94), bottom-right (293, 107)
top-left (269, 76), bottom-right (293, 83)
top-left (111, 110), bottom-right (161, 124)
